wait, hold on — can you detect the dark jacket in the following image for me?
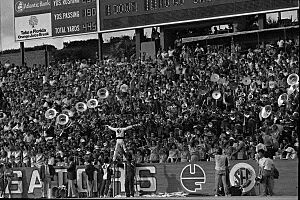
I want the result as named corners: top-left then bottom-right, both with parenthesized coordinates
top-left (67, 161), bottom-right (76, 180)
top-left (85, 163), bottom-right (95, 181)
top-left (40, 164), bottom-right (49, 182)
top-left (125, 161), bottom-right (135, 178)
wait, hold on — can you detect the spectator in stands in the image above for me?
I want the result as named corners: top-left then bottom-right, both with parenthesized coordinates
top-left (0, 38), bottom-right (298, 172)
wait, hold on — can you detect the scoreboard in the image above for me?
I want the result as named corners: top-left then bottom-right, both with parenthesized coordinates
top-left (13, 0), bottom-right (298, 40)
top-left (99, 0), bottom-right (299, 32)
top-left (14, 0), bottom-right (98, 41)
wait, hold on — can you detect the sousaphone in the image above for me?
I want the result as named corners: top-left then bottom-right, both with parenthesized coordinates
top-left (75, 102), bottom-right (87, 112)
top-left (248, 93), bottom-right (253, 101)
top-left (287, 73), bottom-right (299, 86)
top-left (277, 93), bottom-right (288, 107)
top-left (260, 105), bottom-right (272, 119)
top-left (87, 99), bottom-right (99, 108)
top-left (242, 77), bottom-right (251, 85)
top-left (210, 74), bottom-right (220, 82)
top-left (212, 91), bottom-right (221, 100)
top-left (45, 108), bottom-right (57, 119)
top-left (97, 88), bottom-right (109, 99)
top-left (56, 114), bottom-right (69, 125)
top-left (120, 84), bottom-right (129, 93)
top-left (0, 111), bottom-right (6, 120)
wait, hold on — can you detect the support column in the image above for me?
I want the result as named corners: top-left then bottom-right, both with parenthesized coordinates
top-left (160, 26), bottom-right (166, 51)
top-left (258, 14), bottom-right (266, 30)
top-left (20, 42), bottom-right (25, 66)
top-left (135, 28), bottom-right (143, 60)
top-left (98, 33), bottom-right (103, 61)
top-left (45, 45), bottom-right (48, 68)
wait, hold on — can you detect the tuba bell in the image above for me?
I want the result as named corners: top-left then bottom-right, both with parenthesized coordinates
top-left (287, 73), bottom-right (299, 86)
top-left (120, 84), bottom-right (129, 93)
top-left (278, 93), bottom-right (288, 107)
top-left (260, 105), bottom-right (272, 119)
top-left (248, 93), bottom-right (253, 101)
top-left (0, 111), bottom-right (6, 120)
top-left (56, 114), bottom-right (69, 125)
top-left (87, 99), bottom-right (99, 108)
top-left (97, 88), bottom-right (109, 99)
top-left (75, 102), bottom-right (87, 112)
top-left (45, 108), bottom-right (57, 119)
top-left (212, 91), bottom-right (221, 100)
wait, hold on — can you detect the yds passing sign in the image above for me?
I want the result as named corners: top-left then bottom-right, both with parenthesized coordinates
top-left (14, 0), bottom-right (98, 41)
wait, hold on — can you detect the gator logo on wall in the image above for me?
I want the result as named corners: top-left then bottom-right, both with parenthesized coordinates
top-left (180, 164), bottom-right (206, 192)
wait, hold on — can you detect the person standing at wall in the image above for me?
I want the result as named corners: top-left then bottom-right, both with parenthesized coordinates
top-left (40, 158), bottom-right (51, 199)
top-left (0, 164), bottom-right (4, 198)
top-left (66, 156), bottom-right (77, 198)
top-left (124, 152), bottom-right (136, 197)
top-left (257, 149), bottom-right (274, 196)
top-left (100, 157), bottom-right (112, 198)
top-left (85, 158), bottom-right (96, 198)
top-left (214, 147), bottom-right (229, 197)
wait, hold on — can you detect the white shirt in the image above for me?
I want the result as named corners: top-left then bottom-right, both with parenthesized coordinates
top-left (102, 163), bottom-right (110, 180)
top-left (215, 155), bottom-right (229, 171)
top-left (277, 40), bottom-right (284, 48)
top-left (107, 125), bottom-right (133, 139)
top-left (258, 157), bottom-right (274, 171)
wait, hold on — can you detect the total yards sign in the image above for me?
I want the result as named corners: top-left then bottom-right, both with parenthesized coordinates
top-left (14, 0), bottom-right (97, 41)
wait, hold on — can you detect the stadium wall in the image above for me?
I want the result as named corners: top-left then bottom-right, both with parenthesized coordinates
top-left (0, 50), bottom-right (47, 67)
top-left (4, 160), bottom-right (298, 198)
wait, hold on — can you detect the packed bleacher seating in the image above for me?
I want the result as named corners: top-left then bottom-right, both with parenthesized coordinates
top-left (0, 39), bottom-right (298, 168)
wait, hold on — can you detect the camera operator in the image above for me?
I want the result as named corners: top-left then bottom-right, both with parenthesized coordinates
top-left (257, 149), bottom-right (274, 196)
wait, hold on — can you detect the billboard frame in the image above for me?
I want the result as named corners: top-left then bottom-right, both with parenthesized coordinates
top-left (98, 7), bottom-right (299, 33)
top-left (13, 0), bottom-right (99, 42)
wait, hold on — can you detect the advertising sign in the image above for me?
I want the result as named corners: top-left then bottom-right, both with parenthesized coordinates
top-left (99, 0), bottom-right (299, 32)
top-left (14, 0), bottom-right (51, 17)
top-left (3, 160), bottom-right (298, 198)
top-left (15, 13), bottom-right (52, 41)
top-left (14, 0), bottom-right (97, 41)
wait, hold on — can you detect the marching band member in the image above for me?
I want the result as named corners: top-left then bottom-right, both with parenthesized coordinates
top-left (105, 123), bottom-right (140, 162)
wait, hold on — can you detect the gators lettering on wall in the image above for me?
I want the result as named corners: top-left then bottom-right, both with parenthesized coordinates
top-left (4, 160), bottom-right (298, 198)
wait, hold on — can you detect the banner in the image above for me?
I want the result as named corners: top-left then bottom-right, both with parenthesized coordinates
top-left (3, 160), bottom-right (298, 198)
top-left (14, 0), bottom-right (97, 41)
top-left (14, 0), bottom-right (51, 17)
top-left (15, 13), bottom-right (52, 41)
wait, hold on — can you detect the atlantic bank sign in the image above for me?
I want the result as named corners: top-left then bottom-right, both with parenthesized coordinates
top-left (15, 0), bottom-right (51, 16)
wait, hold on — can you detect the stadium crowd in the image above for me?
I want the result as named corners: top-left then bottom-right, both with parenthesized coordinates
top-left (0, 38), bottom-right (299, 170)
